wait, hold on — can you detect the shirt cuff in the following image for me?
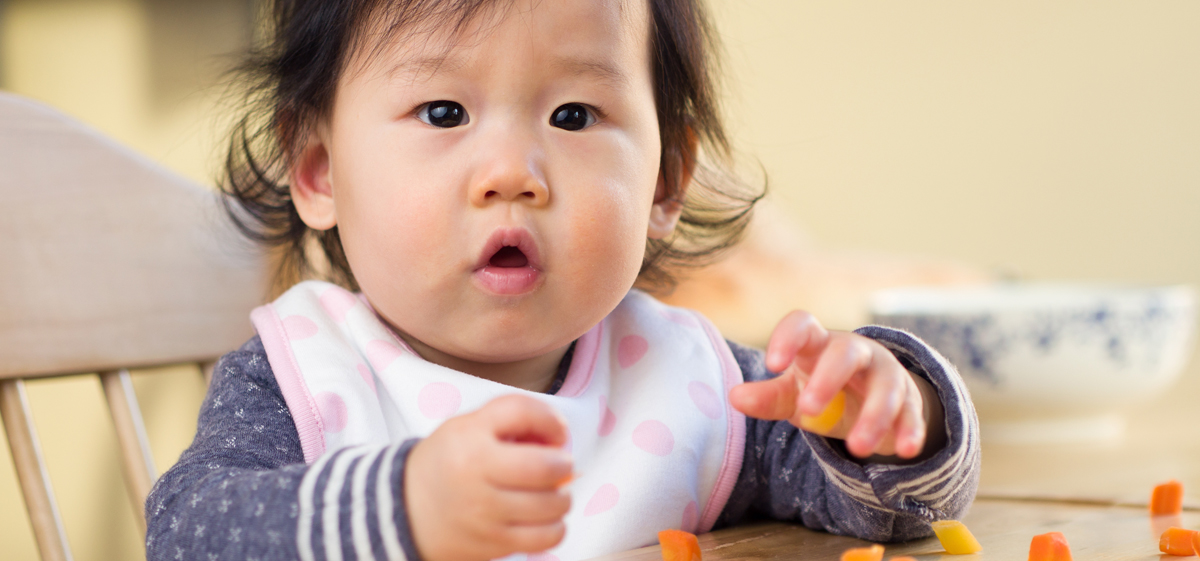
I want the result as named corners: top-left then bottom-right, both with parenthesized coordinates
top-left (798, 325), bottom-right (981, 520)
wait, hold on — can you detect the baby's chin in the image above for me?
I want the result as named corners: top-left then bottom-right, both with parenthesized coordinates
top-left (409, 338), bottom-right (576, 391)
top-left (400, 326), bottom-right (573, 367)
top-left (436, 340), bottom-right (572, 366)
top-left (418, 312), bottom-right (597, 357)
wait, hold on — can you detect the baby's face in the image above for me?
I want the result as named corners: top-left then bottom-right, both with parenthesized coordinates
top-left (293, 0), bottom-right (673, 370)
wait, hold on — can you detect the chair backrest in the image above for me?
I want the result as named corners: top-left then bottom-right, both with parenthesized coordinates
top-left (0, 93), bottom-right (268, 561)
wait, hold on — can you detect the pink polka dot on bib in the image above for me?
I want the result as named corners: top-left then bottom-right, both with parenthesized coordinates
top-left (597, 395), bottom-right (617, 437)
top-left (417, 382), bottom-right (461, 419)
top-left (366, 339), bottom-right (405, 372)
top-left (315, 391), bottom-right (348, 433)
top-left (632, 420), bottom-right (674, 456)
top-left (318, 287), bottom-right (359, 323)
top-left (356, 364), bottom-right (377, 394)
top-left (617, 335), bottom-right (648, 368)
top-left (282, 315), bottom-right (318, 341)
top-left (682, 500), bottom-right (699, 532)
top-left (660, 308), bottom-right (700, 329)
top-left (583, 483), bottom-right (619, 516)
top-left (688, 381), bottom-right (722, 420)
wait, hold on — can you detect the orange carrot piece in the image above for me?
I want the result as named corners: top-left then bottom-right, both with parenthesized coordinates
top-left (555, 472), bottom-right (578, 489)
top-left (1028, 532), bottom-right (1072, 561)
top-left (658, 529), bottom-right (702, 561)
top-left (889, 557), bottom-right (917, 561)
top-left (1160, 527), bottom-right (1198, 556)
top-left (1191, 532), bottom-right (1200, 559)
top-left (1152, 480), bottom-right (1186, 516)
top-left (840, 544), bottom-right (885, 561)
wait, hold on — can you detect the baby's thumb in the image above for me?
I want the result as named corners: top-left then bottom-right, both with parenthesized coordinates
top-left (729, 371), bottom-right (799, 421)
top-left (481, 394), bottom-right (570, 448)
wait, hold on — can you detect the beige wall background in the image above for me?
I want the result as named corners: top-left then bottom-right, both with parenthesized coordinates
top-left (712, 1), bottom-right (1200, 286)
top-left (1, 0), bottom-right (1197, 559)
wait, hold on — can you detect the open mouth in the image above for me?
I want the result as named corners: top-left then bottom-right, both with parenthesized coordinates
top-left (476, 227), bottom-right (541, 271)
top-left (474, 228), bottom-right (542, 295)
top-left (488, 245), bottom-right (529, 268)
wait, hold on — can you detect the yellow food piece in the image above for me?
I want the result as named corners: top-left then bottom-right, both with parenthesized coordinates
top-left (799, 391), bottom-right (846, 433)
top-left (931, 520), bottom-right (983, 554)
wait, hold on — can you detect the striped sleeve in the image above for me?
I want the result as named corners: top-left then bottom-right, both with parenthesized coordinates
top-left (145, 337), bottom-right (422, 561)
top-left (295, 441), bottom-right (420, 561)
top-left (715, 328), bottom-right (981, 542)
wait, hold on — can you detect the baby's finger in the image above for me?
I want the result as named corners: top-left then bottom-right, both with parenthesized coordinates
top-left (481, 394), bottom-right (570, 447)
top-left (765, 310), bottom-right (830, 374)
top-left (494, 488), bottom-right (572, 525)
top-left (485, 441), bottom-right (573, 490)
top-left (891, 376), bottom-right (927, 459)
top-left (844, 355), bottom-right (907, 457)
top-left (728, 370), bottom-right (800, 421)
top-left (500, 522), bottom-right (567, 554)
top-left (799, 335), bottom-right (872, 417)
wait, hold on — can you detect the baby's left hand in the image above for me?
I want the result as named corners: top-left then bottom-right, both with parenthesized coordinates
top-left (729, 311), bottom-right (939, 459)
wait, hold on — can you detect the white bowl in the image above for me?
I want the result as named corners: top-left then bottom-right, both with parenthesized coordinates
top-left (869, 283), bottom-right (1197, 443)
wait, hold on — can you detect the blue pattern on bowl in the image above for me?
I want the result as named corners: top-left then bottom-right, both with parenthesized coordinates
top-left (872, 290), bottom-right (1194, 388)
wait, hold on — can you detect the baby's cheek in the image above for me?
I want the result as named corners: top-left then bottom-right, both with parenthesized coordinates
top-left (339, 187), bottom-right (460, 316)
top-left (360, 184), bottom-right (451, 254)
top-left (565, 204), bottom-right (645, 290)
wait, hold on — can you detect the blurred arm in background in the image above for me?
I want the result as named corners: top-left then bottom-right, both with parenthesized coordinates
top-left (658, 202), bottom-right (992, 347)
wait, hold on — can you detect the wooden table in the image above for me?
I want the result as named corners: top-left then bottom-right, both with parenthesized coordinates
top-left (597, 357), bottom-right (1200, 560)
top-left (595, 500), bottom-right (1198, 561)
top-left (977, 358), bottom-right (1200, 508)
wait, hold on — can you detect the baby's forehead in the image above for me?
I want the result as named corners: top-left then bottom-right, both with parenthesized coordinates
top-left (344, 0), bottom-right (652, 82)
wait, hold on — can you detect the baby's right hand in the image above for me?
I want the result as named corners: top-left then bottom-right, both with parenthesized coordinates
top-left (405, 394), bottom-right (574, 561)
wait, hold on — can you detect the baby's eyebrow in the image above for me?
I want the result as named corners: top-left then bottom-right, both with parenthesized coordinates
top-left (385, 52), bottom-right (467, 84)
top-left (383, 52), bottom-right (630, 90)
top-left (551, 56), bottom-right (631, 89)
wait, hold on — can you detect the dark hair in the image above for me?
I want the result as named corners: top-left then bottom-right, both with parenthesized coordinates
top-left (222, 0), bottom-right (763, 296)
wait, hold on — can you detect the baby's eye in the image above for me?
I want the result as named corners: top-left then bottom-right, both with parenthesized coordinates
top-left (417, 100), bottom-right (468, 128)
top-left (550, 103), bottom-right (595, 131)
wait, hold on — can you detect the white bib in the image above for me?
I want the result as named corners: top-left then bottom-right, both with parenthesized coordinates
top-left (252, 281), bottom-right (745, 560)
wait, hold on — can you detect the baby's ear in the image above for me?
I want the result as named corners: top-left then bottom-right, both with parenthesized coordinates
top-left (648, 128), bottom-right (698, 240)
top-left (289, 129), bottom-right (337, 231)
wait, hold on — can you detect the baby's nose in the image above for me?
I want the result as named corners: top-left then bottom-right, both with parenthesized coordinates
top-left (467, 136), bottom-right (549, 207)
top-left (469, 168), bottom-right (549, 206)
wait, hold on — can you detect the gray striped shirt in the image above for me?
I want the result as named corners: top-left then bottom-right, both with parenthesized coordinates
top-left (145, 326), bottom-right (979, 560)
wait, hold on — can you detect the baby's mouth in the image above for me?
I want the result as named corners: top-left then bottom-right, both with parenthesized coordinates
top-left (489, 246), bottom-right (529, 268)
top-left (473, 227), bottom-right (542, 295)
top-left (475, 227), bottom-right (542, 271)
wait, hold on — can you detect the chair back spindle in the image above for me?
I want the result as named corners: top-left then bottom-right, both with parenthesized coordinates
top-left (0, 93), bottom-right (268, 560)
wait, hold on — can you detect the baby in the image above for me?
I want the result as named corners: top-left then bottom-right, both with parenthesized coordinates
top-left (146, 0), bottom-right (980, 560)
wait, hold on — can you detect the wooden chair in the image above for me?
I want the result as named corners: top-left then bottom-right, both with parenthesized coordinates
top-left (0, 93), bottom-right (268, 561)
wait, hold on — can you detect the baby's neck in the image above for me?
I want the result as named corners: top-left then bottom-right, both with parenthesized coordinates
top-left (397, 333), bottom-right (571, 393)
